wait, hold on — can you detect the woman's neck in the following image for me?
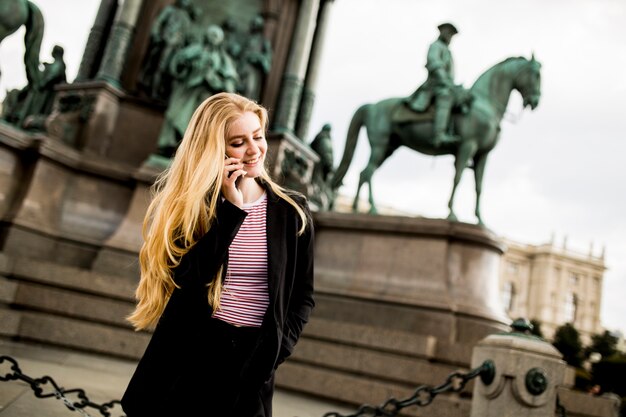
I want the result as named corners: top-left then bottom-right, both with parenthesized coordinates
top-left (237, 177), bottom-right (265, 204)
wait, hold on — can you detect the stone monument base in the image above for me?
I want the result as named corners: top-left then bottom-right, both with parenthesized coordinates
top-left (275, 212), bottom-right (510, 411)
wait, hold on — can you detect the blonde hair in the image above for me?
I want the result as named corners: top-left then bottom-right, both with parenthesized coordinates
top-left (128, 92), bottom-right (309, 330)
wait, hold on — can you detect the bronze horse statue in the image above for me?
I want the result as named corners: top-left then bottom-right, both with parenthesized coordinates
top-left (330, 55), bottom-right (542, 224)
top-left (0, 0), bottom-right (44, 87)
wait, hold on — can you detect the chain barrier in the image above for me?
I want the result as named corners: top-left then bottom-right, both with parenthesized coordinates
top-left (322, 360), bottom-right (494, 417)
top-left (556, 394), bottom-right (567, 417)
top-left (0, 355), bottom-right (126, 417)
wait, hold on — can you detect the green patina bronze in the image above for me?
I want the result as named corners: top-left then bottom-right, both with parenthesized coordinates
top-left (497, 318), bottom-right (545, 342)
top-left (222, 17), bottom-right (243, 62)
top-left (219, 14), bottom-right (273, 101)
top-left (156, 24), bottom-right (238, 158)
top-left (137, 0), bottom-right (195, 100)
top-left (2, 44), bottom-right (66, 129)
top-left (237, 14), bottom-right (272, 101)
top-left (406, 23), bottom-right (471, 147)
top-left (139, 2), bottom-right (276, 164)
top-left (525, 368), bottom-right (548, 395)
top-left (330, 54), bottom-right (542, 225)
top-left (309, 123), bottom-right (335, 210)
top-left (0, 0), bottom-right (44, 88)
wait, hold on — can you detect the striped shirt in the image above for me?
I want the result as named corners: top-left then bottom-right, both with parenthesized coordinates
top-left (212, 193), bottom-right (269, 327)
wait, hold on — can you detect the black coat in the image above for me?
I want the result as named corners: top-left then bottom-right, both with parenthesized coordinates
top-left (121, 187), bottom-right (314, 416)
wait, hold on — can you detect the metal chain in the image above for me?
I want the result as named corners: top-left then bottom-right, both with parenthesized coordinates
top-left (323, 360), bottom-right (493, 417)
top-left (1, 353), bottom-right (572, 417)
top-left (0, 355), bottom-right (125, 417)
top-left (556, 394), bottom-right (567, 417)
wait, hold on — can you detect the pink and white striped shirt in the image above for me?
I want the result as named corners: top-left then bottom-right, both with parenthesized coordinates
top-left (212, 193), bottom-right (269, 327)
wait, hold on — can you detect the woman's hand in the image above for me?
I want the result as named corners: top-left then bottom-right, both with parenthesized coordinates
top-left (222, 156), bottom-right (246, 207)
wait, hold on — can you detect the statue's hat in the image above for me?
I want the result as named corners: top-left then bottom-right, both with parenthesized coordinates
top-left (437, 22), bottom-right (458, 34)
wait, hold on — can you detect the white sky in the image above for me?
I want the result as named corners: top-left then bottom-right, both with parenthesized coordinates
top-left (1, 0), bottom-right (624, 336)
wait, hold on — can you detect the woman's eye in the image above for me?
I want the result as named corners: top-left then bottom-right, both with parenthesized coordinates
top-left (230, 142), bottom-right (243, 147)
top-left (254, 136), bottom-right (264, 141)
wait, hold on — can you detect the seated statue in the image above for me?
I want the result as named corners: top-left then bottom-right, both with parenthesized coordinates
top-left (2, 45), bottom-right (66, 129)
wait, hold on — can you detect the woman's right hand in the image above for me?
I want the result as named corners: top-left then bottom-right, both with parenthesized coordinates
top-left (221, 156), bottom-right (246, 207)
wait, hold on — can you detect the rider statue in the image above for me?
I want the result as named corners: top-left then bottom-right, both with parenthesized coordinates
top-left (406, 23), bottom-right (466, 148)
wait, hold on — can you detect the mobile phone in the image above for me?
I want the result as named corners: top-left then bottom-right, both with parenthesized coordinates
top-left (225, 154), bottom-right (234, 178)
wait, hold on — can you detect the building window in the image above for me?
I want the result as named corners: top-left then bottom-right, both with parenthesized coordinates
top-left (564, 293), bottom-right (578, 323)
top-left (502, 282), bottom-right (516, 312)
top-left (507, 262), bottom-right (519, 275)
top-left (569, 272), bottom-right (580, 286)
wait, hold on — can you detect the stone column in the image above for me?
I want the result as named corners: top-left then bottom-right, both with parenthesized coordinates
top-left (76, 0), bottom-right (119, 81)
top-left (470, 319), bottom-right (566, 417)
top-left (295, 0), bottom-right (334, 141)
top-left (95, 0), bottom-right (144, 87)
top-left (272, 0), bottom-right (320, 136)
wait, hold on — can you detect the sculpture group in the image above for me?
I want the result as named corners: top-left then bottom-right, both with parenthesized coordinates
top-left (137, 1), bottom-right (274, 159)
top-left (330, 24), bottom-right (542, 224)
top-left (0, 4), bottom-right (542, 225)
top-left (0, 0), bottom-right (274, 163)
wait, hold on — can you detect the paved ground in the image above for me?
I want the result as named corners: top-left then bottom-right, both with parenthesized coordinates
top-left (0, 340), bottom-right (354, 417)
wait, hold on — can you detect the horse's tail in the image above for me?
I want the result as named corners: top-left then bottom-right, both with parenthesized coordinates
top-left (24, 1), bottom-right (44, 86)
top-left (330, 104), bottom-right (368, 191)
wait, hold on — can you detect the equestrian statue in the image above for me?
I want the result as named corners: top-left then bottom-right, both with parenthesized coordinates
top-left (329, 23), bottom-right (542, 225)
top-left (0, 0), bottom-right (44, 88)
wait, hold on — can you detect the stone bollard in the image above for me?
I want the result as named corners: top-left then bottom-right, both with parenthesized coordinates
top-left (470, 318), bottom-right (566, 417)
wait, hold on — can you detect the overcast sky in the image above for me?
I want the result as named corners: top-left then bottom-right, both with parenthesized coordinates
top-left (1, 0), bottom-right (624, 336)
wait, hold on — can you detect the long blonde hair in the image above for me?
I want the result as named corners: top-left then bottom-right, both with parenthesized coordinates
top-left (128, 92), bottom-right (309, 330)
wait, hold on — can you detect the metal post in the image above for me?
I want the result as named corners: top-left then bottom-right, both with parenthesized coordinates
top-left (470, 319), bottom-right (567, 417)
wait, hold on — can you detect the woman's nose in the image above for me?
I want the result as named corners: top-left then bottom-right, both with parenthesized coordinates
top-left (246, 141), bottom-right (259, 154)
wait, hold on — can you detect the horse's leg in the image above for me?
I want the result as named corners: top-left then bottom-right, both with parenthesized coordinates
top-left (473, 154), bottom-right (488, 226)
top-left (352, 174), bottom-right (365, 212)
top-left (358, 142), bottom-right (390, 215)
top-left (447, 141), bottom-right (478, 221)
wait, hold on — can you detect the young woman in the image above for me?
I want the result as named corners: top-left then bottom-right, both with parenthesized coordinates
top-left (121, 92), bottom-right (314, 417)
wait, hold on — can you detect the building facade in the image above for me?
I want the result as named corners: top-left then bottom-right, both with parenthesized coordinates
top-left (499, 239), bottom-right (606, 345)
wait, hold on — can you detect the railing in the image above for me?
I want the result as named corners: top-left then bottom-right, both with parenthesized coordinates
top-left (0, 355), bottom-right (125, 417)
top-left (322, 360), bottom-right (495, 417)
top-left (1, 354), bottom-right (569, 417)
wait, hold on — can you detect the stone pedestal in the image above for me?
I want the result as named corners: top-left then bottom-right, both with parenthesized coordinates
top-left (470, 321), bottom-right (566, 417)
top-left (92, 163), bottom-right (159, 278)
top-left (312, 211), bottom-right (509, 344)
top-left (275, 212), bottom-right (510, 411)
top-left (266, 130), bottom-right (319, 196)
top-left (0, 123), bottom-right (136, 268)
top-left (47, 81), bottom-right (163, 166)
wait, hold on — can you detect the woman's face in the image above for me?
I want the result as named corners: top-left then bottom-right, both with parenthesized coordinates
top-left (225, 111), bottom-right (267, 179)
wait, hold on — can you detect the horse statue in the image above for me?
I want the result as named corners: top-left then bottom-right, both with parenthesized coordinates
top-left (329, 55), bottom-right (542, 224)
top-left (0, 0), bottom-right (44, 87)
